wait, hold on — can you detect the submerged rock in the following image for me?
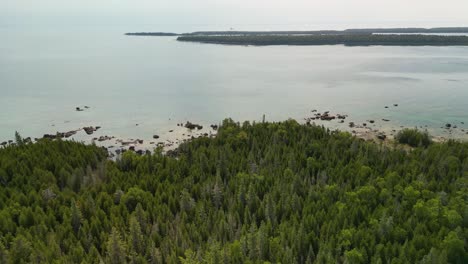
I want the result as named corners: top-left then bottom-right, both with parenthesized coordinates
top-left (97, 136), bottom-right (112, 142)
top-left (153, 135), bottom-right (160, 139)
top-left (320, 114), bottom-right (335, 121)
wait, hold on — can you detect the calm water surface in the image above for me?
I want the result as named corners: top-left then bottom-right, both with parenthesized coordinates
top-left (1, 29), bottom-right (467, 145)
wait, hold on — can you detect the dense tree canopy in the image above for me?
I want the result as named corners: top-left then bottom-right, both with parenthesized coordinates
top-left (0, 119), bottom-right (467, 263)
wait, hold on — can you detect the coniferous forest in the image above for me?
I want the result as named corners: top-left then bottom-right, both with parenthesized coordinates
top-left (0, 119), bottom-right (467, 263)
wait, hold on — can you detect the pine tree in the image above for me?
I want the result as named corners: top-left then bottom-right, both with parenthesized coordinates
top-left (71, 200), bottom-right (82, 234)
top-left (107, 227), bottom-right (127, 264)
top-left (129, 216), bottom-right (144, 255)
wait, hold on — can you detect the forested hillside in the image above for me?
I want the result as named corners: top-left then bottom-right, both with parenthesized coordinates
top-left (0, 119), bottom-right (466, 263)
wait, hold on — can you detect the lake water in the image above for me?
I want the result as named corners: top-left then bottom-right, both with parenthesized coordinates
top-left (1, 29), bottom-right (468, 148)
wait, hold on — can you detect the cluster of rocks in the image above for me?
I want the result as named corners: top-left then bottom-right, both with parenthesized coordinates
top-left (40, 126), bottom-right (101, 141)
top-left (442, 122), bottom-right (468, 134)
top-left (83, 126), bottom-right (101, 135)
top-left (184, 122), bottom-right (203, 130)
top-left (94, 135), bottom-right (114, 142)
top-left (117, 139), bottom-right (144, 146)
top-left (318, 111), bottom-right (336, 121)
top-left (108, 123), bottom-right (219, 158)
top-left (305, 111), bottom-right (348, 124)
top-left (76, 106), bottom-right (90, 112)
top-left (307, 109), bottom-right (395, 142)
top-left (304, 105), bottom-right (468, 142)
top-left (43, 129), bottom-right (79, 140)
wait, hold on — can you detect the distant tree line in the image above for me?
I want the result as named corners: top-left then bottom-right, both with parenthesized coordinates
top-left (177, 34), bottom-right (468, 46)
top-left (183, 27), bottom-right (468, 36)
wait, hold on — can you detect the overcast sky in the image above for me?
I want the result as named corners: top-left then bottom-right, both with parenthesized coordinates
top-left (2, 0), bottom-right (468, 31)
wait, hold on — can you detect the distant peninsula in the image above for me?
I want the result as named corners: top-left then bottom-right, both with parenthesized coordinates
top-left (125, 27), bottom-right (468, 46)
top-left (176, 34), bottom-right (468, 46)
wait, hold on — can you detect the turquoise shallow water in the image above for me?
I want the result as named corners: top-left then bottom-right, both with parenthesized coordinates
top-left (1, 29), bottom-right (468, 145)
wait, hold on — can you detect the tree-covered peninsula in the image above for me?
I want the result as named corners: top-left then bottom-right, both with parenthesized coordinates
top-left (0, 119), bottom-right (467, 263)
top-left (177, 34), bottom-right (468, 46)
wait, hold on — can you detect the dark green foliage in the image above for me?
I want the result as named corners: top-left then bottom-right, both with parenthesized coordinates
top-left (395, 128), bottom-right (432, 147)
top-left (0, 119), bottom-right (467, 263)
top-left (177, 34), bottom-right (468, 46)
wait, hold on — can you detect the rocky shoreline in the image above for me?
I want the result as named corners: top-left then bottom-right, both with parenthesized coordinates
top-left (303, 104), bottom-right (468, 143)
top-left (1, 104), bottom-right (467, 157)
